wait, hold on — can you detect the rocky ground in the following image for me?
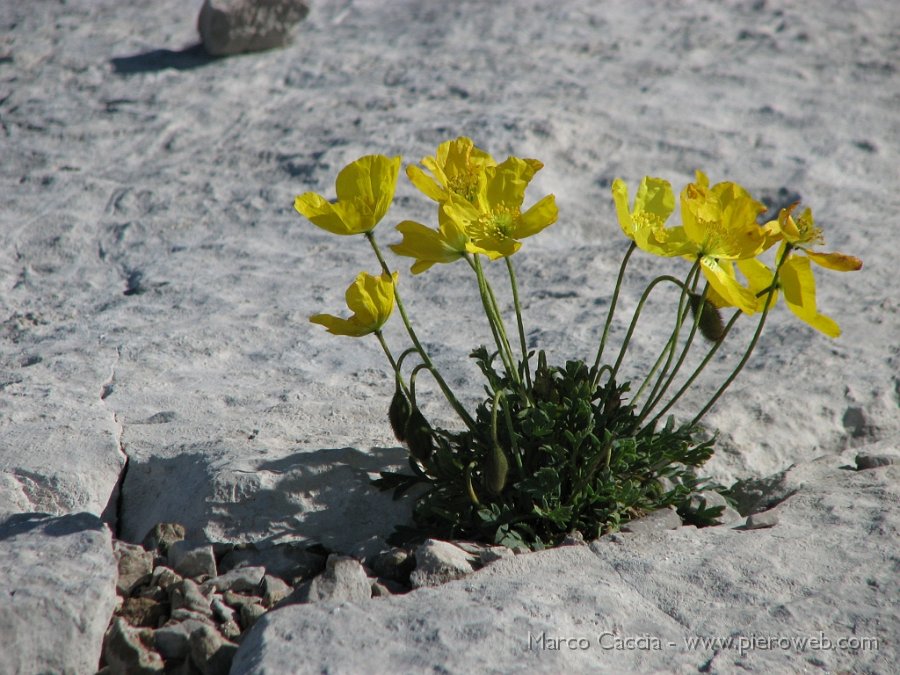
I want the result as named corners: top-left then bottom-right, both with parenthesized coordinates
top-left (1, 0), bottom-right (898, 673)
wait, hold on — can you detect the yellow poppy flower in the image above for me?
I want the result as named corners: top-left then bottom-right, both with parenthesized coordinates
top-left (407, 136), bottom-right (497, 204)
top-left (765, 204), bottom-right (863, 272)
top-left (678, 171), bottom-right (769, 314)
top-left (390, 208), bottom-right (488, 274)
top-left (310, 271), bottom-right (398, 337)
top-left (611, 177), bottom-right (692, 257)
top-left (441, 157), bottom-right (558, 259)
top-left (294, 155), bottom-right (401, 235)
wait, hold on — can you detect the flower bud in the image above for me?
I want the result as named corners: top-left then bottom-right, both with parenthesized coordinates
top-left (484, 444), bottom-right (509, 495)
top-left (689, 293), bottom-right (725, 342)
top-left (404, 408), bottom-right (434, 462)
top-left (388, 385), bottom-right (411, 442)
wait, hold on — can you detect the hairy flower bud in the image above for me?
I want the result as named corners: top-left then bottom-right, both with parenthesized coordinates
top-left (689, 293), bottom-right (725, 342)
top-left (388, 385), bottom-right (411, 442)
top-left (404, 408), bottom-right (434, 462)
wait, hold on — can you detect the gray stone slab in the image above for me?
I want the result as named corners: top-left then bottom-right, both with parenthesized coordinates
top-left (0, 512), bottom-right (118, 675)
top-left (232, 457), bottom-right (899, 674)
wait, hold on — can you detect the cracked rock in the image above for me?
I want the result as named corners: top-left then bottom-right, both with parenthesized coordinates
top-left (170, 579), bottom-right (213, 617)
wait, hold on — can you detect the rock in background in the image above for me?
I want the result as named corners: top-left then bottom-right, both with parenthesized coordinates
top-left (198, 0), bottom-right (310, 56)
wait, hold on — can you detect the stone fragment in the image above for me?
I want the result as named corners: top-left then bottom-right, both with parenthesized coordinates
top-left (409, 539), bottom-right (475, 588)
top-left (285, 554), bottom-right (371, 604)
top-left (103, 617), bottom-right (164, 674)
top-left (154, 618), bottom-right (213, 661)
top-left (219, 619), bottom-right (242, 641)
top-left (120, 596), bottom-right (168, 628)
top-left (619, 507), bottom-right (682, 535)
top-left (239, 602), bottom-right (267, 628)
top-left (369, 548), bottom-right (415, 582)
top-left (169, 541), bottom-right (217, 580)
top-left (219, 542), bottom-right (326, 581)
top-left (197, 0), bottom-right (310, 56)
top-left (856, 453), bottom-right (897, 470)
top-left (478, 546), bottom-right (516, 565)
top-left (261, 574), bottom-right (292, 607)
top-left (210, 596), bottom-right (238, 624)
top-left (115, 540), bottom-right (155, 596)
top-left (189, 624), bottom-right (238, 675)
top-left (201, 565), bottom-right (265, 594)
top-left (745, 510), bottom-right (780, 530)
top-left (170, 578), bottom-right (213, 617)
top-left (0, 512), bottom-right (118, 675)
top-left (151, 565), bottom-right (182, 592)
top-left (371, 578), bottom-right (409, 597)
top-left (141, 522), bottom-right (186, 555)
top-left (560, 530), bottom-right (587, 546)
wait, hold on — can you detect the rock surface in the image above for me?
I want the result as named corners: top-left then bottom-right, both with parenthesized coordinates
top-left (233, 454), bottom-right (900, 673)
top-left (1, 0), bottom-right (899, 672)
top-left (0, 513), bottom-right (118, 675)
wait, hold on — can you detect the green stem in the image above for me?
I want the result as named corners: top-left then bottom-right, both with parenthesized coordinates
top-left (644, 309), bottom-right (741, 430)
top-left (469, 254), bottom-right (520, 387)
top-left (505, 257), bottom-right (532, 390)
top-left (365, 231), bottom-right (475, 430)
top-left (633, 263), bottom-right (702, 418)
top-left (610, 274), bottom-right (689, 385)
top-left (690, 248), bottom-right (790, 426)
top-left (374, 330), bottom-right (410, 399)
top-left (591, 242), bottom-right (636, 389)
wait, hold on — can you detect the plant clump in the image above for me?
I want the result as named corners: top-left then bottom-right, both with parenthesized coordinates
top-left (294, 137), bottom-right (862, 549)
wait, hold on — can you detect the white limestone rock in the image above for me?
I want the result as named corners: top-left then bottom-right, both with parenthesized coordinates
top-left (232, 454), bottom-right (899, 674)
top-left (0, 513), bottom-right (118, 675)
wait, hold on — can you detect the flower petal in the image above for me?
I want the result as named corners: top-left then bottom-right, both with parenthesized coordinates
top-left (700, 256), bottom-right (758, 314)
top-left (805, 250), bottom-right (863, 272)
top-left (516, 194), bottom-right (558, 239)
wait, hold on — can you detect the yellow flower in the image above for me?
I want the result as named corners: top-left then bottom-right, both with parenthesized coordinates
top-left (407, 136), bottom-right (498, 204)
top-left (611, 177), bottom-right (691, 257)
top-left (678, 171), bottom-right (769, 314)
top-left (765, 204), bottom-right (863, 272)
top-left (752, 204), bottom-right (861, 337)
top-left (294, 155), bottom-right (401, 235)
top-left (390, 208), bottom-right (488, 274)
top-left (310, 271), bottom-right (398, 337)
top-left (441, 157), bottom-right (558, 258)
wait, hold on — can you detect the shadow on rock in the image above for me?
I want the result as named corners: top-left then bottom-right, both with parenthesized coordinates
top-left (120, 445), bottom-right (416, 557)
top-left (110, 44), bottom-right (218, 75)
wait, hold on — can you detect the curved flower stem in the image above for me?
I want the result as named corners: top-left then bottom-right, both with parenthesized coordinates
top-left (633, 263), bottom-right (702, 418)
top-left (609, 274), bottom-right (690, 386)
top-left (366, 231), bottom-right (475, 431)
top-left (644, 309), bottom-right (741, 430)
top-left (505, 257), bottom-right (532, 390)
top-left (591, 242), bottom-right (636, 390)
top-left (374, 330), bottom-right (410, 399)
